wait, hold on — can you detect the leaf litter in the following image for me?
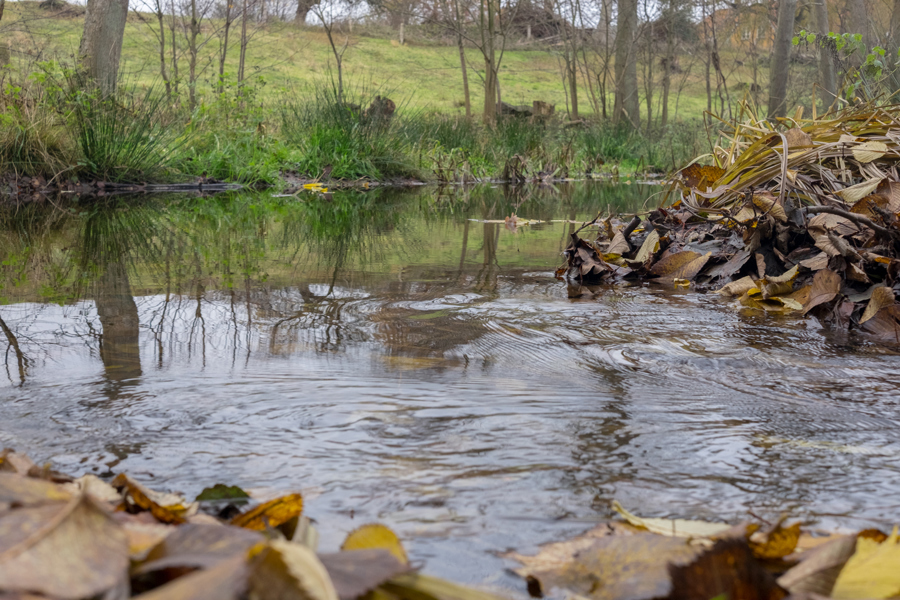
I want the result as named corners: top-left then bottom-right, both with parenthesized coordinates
top-left (1, 451), bottom-right (898, 599)
top-left (560, 103), bottom-right (900, 344)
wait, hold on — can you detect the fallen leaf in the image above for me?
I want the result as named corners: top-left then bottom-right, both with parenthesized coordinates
top-left (802, 269), bottom-right (841, 314)
top-left (380, 573), bottom-right (510, 600)
top-left (112, 512), bottom-right (175, 560)
top-left (248, 539), bottom-right (339, 600)
top-left (716, 276), bottom-right (757, 297)
top-left (342, 524), bottom-right (408, 565)
top-left (633, 230), bottom-right (660, 265)
top-left (752, 193), bottom-right (788, 222)
top-left (859, 304), bottom-right (900, 343)
top-left (612, 501), bottom-right (732, 538)
top-left (0, 450), bottom-right (36, 475)
top-left (679, 164), bottom-right (725, 191)
top-left (504, 522), bottom-right (639, 577)
top-left (808, 214), bottom-right (859, 237)
top-left (606, 231), bottom-right (632, 255)
top-left (320, 549), bottom-right (411, 600)
top-left (832, 527), bottom-right (900, 599)
top-left (231, 493), bottom-right (304, 531)
top-left (650, 251), bottom-right (711, 282)
top-left (777, 535), bottom-right (857, 595)
top-left (131, 554), bottom-right (248, 600)
top-left (668, 538), bottom-right (787, 600)
top-left (861, 287), bottom-right (896, 324)
top-left (0, 493), bottom-right (128, 600)
top-left (836, 178), bottom-right (883, 204)
top-left (799, 252), bottom-right (829, 271)
top-left (0, 472), bottom-right (74, 506)
top-left (750, 520), bottom-right (801, 560)
top-left (113, 474), bottom-right (197, 524)
top-left (196, 484), bottom-right (250, 502)
top-left (137, 523), bottom-right (265, 573)
top-left (69, 474), bottom-right (122, 504)
top-left (851, 141), bottom-right (888, 163)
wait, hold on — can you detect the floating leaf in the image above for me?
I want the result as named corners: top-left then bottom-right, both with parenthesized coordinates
top-left (231, 493), bottom-right (304, 531)
top-left (342, 524), bottom-right (408, 565)
top-left (612, 501), bottom-right (732, 538)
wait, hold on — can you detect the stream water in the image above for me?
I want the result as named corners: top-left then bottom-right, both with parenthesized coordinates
top-left (1, 183), bottom-right (899, 590)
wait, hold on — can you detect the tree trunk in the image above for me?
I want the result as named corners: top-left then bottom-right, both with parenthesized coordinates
top-left (480, 0), bottom-right (498, 124)
top-left (849, 0), bottom-right (870, 66)
top-left (78, 0), bottom-right (129, 94)
top-left (613, 0), bottom-right (639, 128)
top-left (188, 0), bottom-right (199, 109)
top-left (154, 0), bottom-right (171, 96)
top-left (814, 0), bottom-right (837, 102)
top-left (239, 0), bottom-right (249, 84)
top-left (661, 1), bottom-right (674, 128)
top-left (170, 0), bottom-right (179, 93)
top-left (295, 0), bottom-right (313, 24)
top-left (888, 0), bottom-right (900, 96)
top-left (0, 0), bottom-right (6, 24)
top-left (454, 0), bottom-right (472, 118)
top-left (219, 1), bottom-right (234, 94)
top-left (768, 0), bottom-right (796, 119)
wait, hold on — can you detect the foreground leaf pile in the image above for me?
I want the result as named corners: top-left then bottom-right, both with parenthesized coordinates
top-left (508, 501), bottom-right (900, 600)
top-left (561, 104), bottom-right (900, 342)
top-left (0, 449), bottom-right (503, 600)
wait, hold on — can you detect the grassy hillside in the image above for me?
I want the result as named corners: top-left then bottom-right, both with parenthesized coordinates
top-left (0, 1), bottom-right (774, 121)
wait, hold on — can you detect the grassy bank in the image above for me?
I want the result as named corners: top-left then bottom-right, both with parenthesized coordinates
top-left (0, 64), bottom-right (708, 186)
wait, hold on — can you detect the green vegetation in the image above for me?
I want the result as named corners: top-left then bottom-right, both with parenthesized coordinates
top-left (0, 2), bottom-right (708, 185)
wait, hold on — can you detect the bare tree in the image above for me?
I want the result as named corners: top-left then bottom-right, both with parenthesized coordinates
top-left (78, 0), bottom-right (130, 94)
top-left (453, 0), bottom-right (472, 117)
top-left (614, 0), bottom-right (640, 127)
top-left (296, 0), bottom-right (316, 23)
top-left (310, 0), bottom-right (357, 102)
top-left (768, 0), bottom-right (796, 119)
top-left (814, 0), bottom-right (836, 102)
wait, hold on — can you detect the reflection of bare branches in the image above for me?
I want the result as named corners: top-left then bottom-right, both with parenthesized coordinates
top-left (0, 313), bottom-right (27, 385)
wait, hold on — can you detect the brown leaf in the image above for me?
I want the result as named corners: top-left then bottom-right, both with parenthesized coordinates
top-left (112, 474), bottom-right (197, 525)
top-left (111, 511), bottom-right (175, 560)
top-left (650, 251), bottom-right (712, 282)
top-left (607, 231), bottom-right (632, 255)
top-left (0, 494), bottom-right (128, 600)
top-left (231, 493), bottom-right (304, 531)
top-left (504, 522), bottom-right (639, 577)
top-left (132, 554), bottom-right (249, 600)
top-left (861, 287), bottom-right (896, 324)
top-left (320, 549), bottom-right (411, 600)
top-left (859, 304), bottom-right (900, 343)
top-left (515, 533), bottom-right (701, 600)
top-left (668, 538), bottom-right (787, 600)
top-left (784, 128), bottom-right (812, 150)
top-left (247, 539), bottom-right (339, 600)
top-left (705, 249), bottom-right (753, 280)
top-left (0, 450), bottom-right (36, 475)
top-left (752, 193), bottom-right (788, 223)
top-left (777, 535), bottom-right (857, 596)
top-left (836, 178), bottom-right (883, 204)
top-left (380, 573), bottom-right (510, 600)
top-left (633, 230), bottom-right (661, 265)
top-left (799, 252), bottom-right (829, 271)
top-left (802, 269), bottom-right (841, 314)
top-left (716, 276), bottom-right (757, 297)
top-left (808, 214), bottom-right (858, 238)
top-left (137, 523), bottom-right (265, 574)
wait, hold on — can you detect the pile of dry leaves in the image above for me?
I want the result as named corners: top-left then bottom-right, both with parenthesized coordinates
top-left (560, 104), bottom-right (900, 342)
top-left (0, 449), bottom-right (503, 600)
top-left (508, 501), bottom-right (900, 600)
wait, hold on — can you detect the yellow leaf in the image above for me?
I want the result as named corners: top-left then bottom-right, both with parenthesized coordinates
top-left (750, 520), bottom-right (801, 560)
top-left (612, 501), bottom-right (732, 538)
top-left (342, 524), bottom-right (408, 565)
top-left (633, 230), bottom-right (660, 265)
top-left (112, 474), bottom-right (197, 525)
top-left (231, 493), bottom-right (304, 531)
top-left (832, 527), bottom-right (900, 599)
top-left (248, 540), bottom-right (339, 600)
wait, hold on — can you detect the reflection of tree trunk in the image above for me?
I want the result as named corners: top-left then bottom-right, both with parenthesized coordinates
top-left (96, 261), bottom-right (142, 383)
top-left (0, 313), bottom-right (26, 385)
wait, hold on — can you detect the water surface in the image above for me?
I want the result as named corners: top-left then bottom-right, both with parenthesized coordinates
top-left (1, 183), bottom-right (899, 589)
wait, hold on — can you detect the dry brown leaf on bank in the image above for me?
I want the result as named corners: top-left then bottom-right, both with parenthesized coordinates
top-left (851, 141), bottom-right (888, 163)
top-left (606, 231), bottom-right (632, 255)
top-left (612, 501), bottom-right (732, 538)
top-left (69, 474), bottom-right (122, 504)
top-left (799, 252), bottom-right (829, 271)
top-left (832, 527), bottom-right (900, 599)
top-left (752, 193), bottom-right (788, 222)
top-left (136, 522), bottom-right (265, 574)
top-left (380, 573), bottom-right (510, 600)
top-left (716, 276), bottom-right (758, 298)
top-left (808, 213), bottom-right (859, 238)
top-left (231, 493), bottom-right (304, 531)
top-left (836, 178), bottom-right (883, 204)
top-left (0, 472), bottom-right (74, 506)
top-left (632, 230), bottom-right (660, 265)
top-left (131, 554), bottom-right (249, 600)
top-left (342, 524), bottom-right (408, 565)
top-left (113, 474), bottom-right (198, 524)
top-left (679, 163), bottom-right (725, 192)
top-left (861, 287), bottom-right (896, 324)
top-left (668, 538), bottom-right (787, 600)
top-left (320, 549), bottom-right (412, 600)
top-left (784, 127), bottom-right (813, 150)
top-left (512, 532), bottom-right (702, 600)
top-left (802, 269), bottom-right (842, 314)
top-left (777, 535), bottom-right (857, 596)
top-left (0, 450), bottom-right (36, 475)
top-left (248, 539), bottom-right (340, 600)
top-left (0, 493), bottom-right (128, 600)
top-left (859, 304), bottom-right (900, 343)
top-left (649, 251), bottom-right (711, 282)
